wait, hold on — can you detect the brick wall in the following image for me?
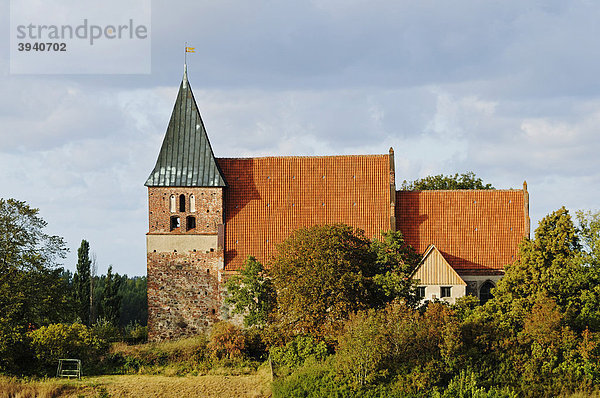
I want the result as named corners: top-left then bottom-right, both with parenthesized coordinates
top-left (148, 187), bottom-right (223, 234)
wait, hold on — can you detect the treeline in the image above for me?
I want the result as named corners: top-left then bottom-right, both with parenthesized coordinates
top-left (0, 198), bottom-right (147, 375)
top-left (223, 208), bottom-right (600, 397)
top-left (61, 261), bottom-right (148, 329)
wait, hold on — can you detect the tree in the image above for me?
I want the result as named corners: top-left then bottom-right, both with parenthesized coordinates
top-left (118, 275), bottom-right (147, 328)
top-left (74, 239), bottom-right (91, 325)
top-left (0, 198), bottom-right (69, 373)
top-left (225, 256), bottom-right (275, 328)
top-left (489, 207), bottom-right (584, 330)
top-left (573, 210), bottom-right (600, 331)
top-left (370, 230), bottom-right (421, 306)
top-left (401, 172), bottom-right (493, 190)
top-left (99, 265), bottom-right (121, 325)
top-left (269, 224), bottom-right (386, 342)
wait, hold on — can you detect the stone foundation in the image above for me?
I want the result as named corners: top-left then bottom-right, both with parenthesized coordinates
top-left (147, 250), bottom-right (224, 341)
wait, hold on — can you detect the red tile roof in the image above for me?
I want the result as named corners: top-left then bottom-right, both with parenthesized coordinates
top-left (217, 155), bottom-right (392, 270)
top-left (396, 190), bottom-right (529, 274)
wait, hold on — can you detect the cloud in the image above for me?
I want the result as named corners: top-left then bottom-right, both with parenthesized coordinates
top-left (2, 0), bottom-right (600, 275)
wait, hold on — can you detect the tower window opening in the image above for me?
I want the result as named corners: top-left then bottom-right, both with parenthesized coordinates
top-left (186, 216), bottom-right (196, 230)
top-left (190, 195), bottom-right (196, 212)
top-left (179, 194), bottom-right (186, 212)
top-left (170, 216), bottom-right (180, 231)
top-left (169, 195), bottom-right (176, 213)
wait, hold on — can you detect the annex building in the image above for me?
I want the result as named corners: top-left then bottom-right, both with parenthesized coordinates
top-left (145, 69), bottom-right (530, 340)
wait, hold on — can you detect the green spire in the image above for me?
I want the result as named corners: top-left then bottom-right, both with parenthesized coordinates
top-left (145, 68), bottom-right (226, 187)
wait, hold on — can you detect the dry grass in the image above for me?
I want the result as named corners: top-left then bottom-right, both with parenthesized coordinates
top-left (82, 370), bottom-right (271, 397)
top-left (0, 377), bottom-right (80, 398)
top-left (0, 365), bottom-right (271, 398)
top-left (565, 392), bottom-right (600, 398)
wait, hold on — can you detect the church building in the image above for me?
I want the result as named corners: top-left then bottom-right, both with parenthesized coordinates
top-left (145, 69), bottom-right (530, 340)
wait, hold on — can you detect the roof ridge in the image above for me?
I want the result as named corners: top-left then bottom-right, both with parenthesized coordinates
top-left (397, 189), bottom-right (524, 192)
top-left (217, 153), bottom-right (388, 160)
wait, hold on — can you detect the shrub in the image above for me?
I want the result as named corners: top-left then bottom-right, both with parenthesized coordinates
top-left (271, 335), bottom-right (328, 371)
top-left (272, 359), bottom-right (351, 398)
top-left (28, 323), bottom-right (107, 373)
top-left (244, 327), bottom-right (268, 360)
top-left (208, 322), bottom-right (246, 360)
top-left (92, 318), bottom-right (122, 342)
top-left (124, 322), bottom-right (148, 343)
top-left (335, 310), bottom-right (388, 386)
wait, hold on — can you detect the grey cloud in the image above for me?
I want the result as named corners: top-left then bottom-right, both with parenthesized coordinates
top-left (2, 0), bottom-right (600, 276)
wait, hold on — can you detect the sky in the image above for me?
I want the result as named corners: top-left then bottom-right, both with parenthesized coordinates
top-left (1, 0), bottom-right (599, 276)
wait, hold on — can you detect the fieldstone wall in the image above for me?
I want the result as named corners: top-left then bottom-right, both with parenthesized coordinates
top-left (147, 249), bottom-right (224, 341)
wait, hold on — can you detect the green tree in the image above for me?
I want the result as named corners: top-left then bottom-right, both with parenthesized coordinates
top-left (401, 172), bottom-right (494, 190)
top-left (225, 256), bottom-right (275, 328)
top-left (336, 309), bottom-right (389, 386)
top-left (490, 207), bottom-right (584, 329)
top-left (28, 322), bottom-right (106, 374)
top-left (74, 239), bottom-right (91, 325)
top-left (465, 208), bottom-right (600, 394)
top-left (99, 265), bottom-right (121, 326)
top-left (269, 224), bottom-right (381, 342)
top-left (0, 198), bottom-right (70, 373)
top-left (118, 275), bottom-right (147, 328)
top-left (370, 230), bottom-right (421, 306)
top-left (573, 210), bottom-right (600, 332)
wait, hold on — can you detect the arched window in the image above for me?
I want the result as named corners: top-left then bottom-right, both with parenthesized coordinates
top-left (170, 216), bottom-right (180, 231)
top-left (190, 195), bottom-right (196, 212)
top-left (169, 195), bottom-right (176, 213)
top-left (179, 194), bottom-right (186, 212)
top-left (186, 216), bottom-right (196, 231)
top-left (479, 280), bottom-right (495, 305)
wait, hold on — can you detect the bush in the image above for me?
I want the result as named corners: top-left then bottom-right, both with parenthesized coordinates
top-left (28, 323), bottom-right (107, 374)
top-left (272, 359), bottom-right (351, 398)
top-left (433, 370), bottom-right (519, 398)
top-left (208, 322), bottom-right (246, 360)
top-left (271, 335), bottom-right (328, 372)
top-left (124, 322), bottom-right (148, 343)
top-left (244, 327), bottom-right (268, 360)
top-left (92, 318), bottom-right (122, 342)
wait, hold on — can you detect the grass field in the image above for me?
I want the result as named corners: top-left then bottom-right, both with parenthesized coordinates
top-left (0, 371), bottom-right (272, 398)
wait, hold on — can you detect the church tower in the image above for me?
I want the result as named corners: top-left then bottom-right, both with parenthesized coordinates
top-left (145, 66), bottom-right (227, 341)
